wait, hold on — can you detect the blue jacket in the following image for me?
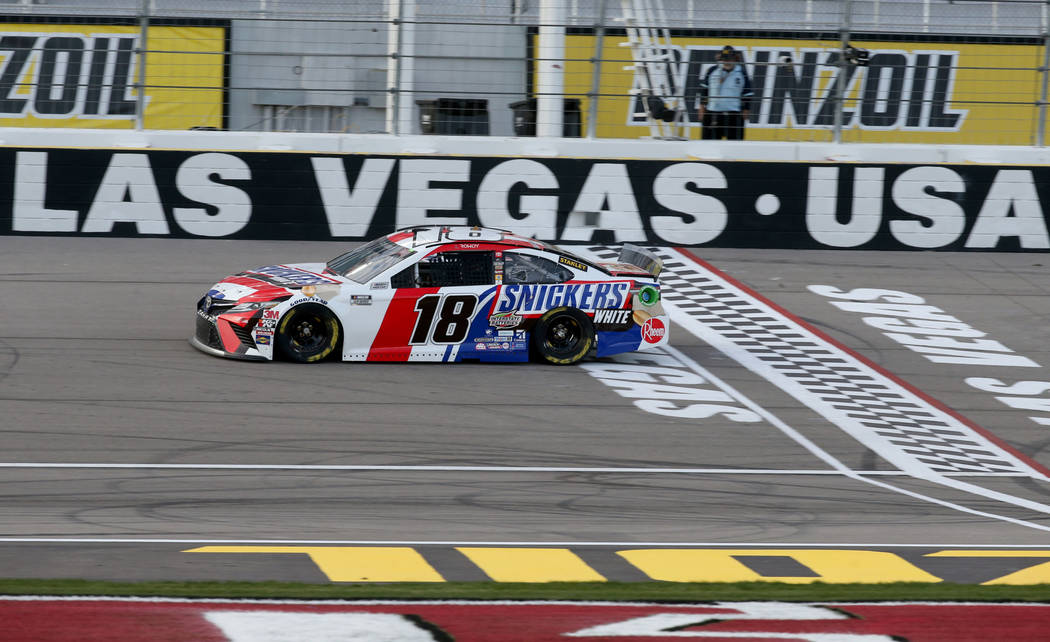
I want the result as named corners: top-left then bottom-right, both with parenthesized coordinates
top-left (700, 64), bottom-right (753, 113)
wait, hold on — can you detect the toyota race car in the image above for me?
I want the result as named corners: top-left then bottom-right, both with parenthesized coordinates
top-left (191, 226), bottom-right (668, 365)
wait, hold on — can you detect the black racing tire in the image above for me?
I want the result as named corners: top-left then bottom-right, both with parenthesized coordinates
top-left (531, 307), bottom-right (594, 366)
top-left (276, 303), bottom-right (341, 363)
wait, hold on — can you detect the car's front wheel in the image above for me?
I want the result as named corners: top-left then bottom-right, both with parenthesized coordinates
top-left (276, 304), bottom-right (341, 363)
top-left (532, 307), bottom-right (594, 365)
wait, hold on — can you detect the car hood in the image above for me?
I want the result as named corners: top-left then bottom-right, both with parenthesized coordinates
top-left (208, 263), bottom-right (342, 302)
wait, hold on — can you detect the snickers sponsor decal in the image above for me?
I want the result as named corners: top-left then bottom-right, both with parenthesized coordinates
top-left (494, 282), bottom-right (630, 314)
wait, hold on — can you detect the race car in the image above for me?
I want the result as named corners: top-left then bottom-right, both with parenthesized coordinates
top-left (191, 226), bottom-right (668, 365)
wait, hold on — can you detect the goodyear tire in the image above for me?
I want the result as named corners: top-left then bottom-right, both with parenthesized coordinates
top-left (276, 304), bottom-right (340, 363)
top-left (532, 307), bottom-right (594, 365)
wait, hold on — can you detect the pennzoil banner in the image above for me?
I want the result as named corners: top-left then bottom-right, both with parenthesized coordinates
top-left (553, 32), bottom-right (1042, 145)
top-left (0, 21), bottom-right (226, 129)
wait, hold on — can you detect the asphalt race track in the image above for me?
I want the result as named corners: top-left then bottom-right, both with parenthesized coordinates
top-left (2, 236), bottom-right (1050, 585)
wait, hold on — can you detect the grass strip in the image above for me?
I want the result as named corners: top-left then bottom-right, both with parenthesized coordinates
top-left (0, 579), bottom-right (1049, 602)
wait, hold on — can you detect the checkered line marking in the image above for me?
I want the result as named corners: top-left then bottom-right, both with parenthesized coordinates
top-left (584, 246), bottom-right (1033, 476)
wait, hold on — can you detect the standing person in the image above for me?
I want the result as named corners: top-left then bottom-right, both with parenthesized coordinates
top-left (698, 45), bottom-right (754, 140)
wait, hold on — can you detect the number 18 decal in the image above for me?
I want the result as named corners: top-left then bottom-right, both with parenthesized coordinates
top-left (410, 294), bottom-right (479, 344)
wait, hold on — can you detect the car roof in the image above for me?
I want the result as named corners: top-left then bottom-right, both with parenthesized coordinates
top-left (385, 226), bottom-right (550, 251)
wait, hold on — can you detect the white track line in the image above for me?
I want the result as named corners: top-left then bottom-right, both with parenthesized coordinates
top-left (0, 537), bottom-right (1049, 547)
top-left (0, 463), bottom-right (1026, 477)
top-left (0, 463), bottom-right (902, 474)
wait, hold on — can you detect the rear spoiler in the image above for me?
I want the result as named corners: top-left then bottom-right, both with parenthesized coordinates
top-left (618, 244), bottom-right (663, 279)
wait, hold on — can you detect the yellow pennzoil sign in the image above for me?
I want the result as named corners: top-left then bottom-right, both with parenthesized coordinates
top-left (0, 23), bottom-right (225, 129)
top-left (553, 33), bottom-right (1042, 144)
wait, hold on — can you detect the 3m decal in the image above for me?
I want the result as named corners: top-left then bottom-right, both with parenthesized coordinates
top-left (410, 294), bottom-right (479, 344)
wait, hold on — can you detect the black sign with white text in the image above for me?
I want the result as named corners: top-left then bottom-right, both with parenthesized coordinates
top-left (2, 148), bottom-right (1048, 251)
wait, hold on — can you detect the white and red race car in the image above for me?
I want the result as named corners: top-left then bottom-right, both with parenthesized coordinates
top-left (191, 226), bottom-right (668, 365)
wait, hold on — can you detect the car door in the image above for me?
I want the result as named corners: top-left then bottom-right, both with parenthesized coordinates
top-left (364, 249), bottom-right (497, 362)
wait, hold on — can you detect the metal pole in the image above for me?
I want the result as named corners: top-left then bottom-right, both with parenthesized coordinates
top-left (135, 0), bottom-right (149, 130)
top-left (386, 0), bottom-right (405, 135)
top-left (1038, 1), bottom-right (1050, 146)
top-left (398, 0), bottom-right (415, 135)
top-left (586, 0), bottom-right (607, 138)
top-left (833, 0), bottom-right (852, 144)
top-left (537, 0), bottom-right (566, 137)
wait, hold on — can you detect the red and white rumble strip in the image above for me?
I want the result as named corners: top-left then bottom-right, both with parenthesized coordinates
top-left (3, 598), bottom-right (1049, 641)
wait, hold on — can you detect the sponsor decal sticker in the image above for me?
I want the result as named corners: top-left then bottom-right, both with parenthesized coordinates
top-left (593, 307), bottom-right (632, 329)
top-left (288, 296), bottom-right (329, 307)
top-left (351, 295), bottom-right (372, 305)
top-left (494, 282), bottom-right (630, 314)
top-left (641, 317), bottom-right (666, 344)
top-left (489, 311), bottom-right (524, 328)
top-left (559, 256), bottom-right (588, 271)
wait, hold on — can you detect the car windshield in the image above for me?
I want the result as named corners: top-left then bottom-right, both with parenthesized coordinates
top-left (327, 238), bottom-right (414, 283)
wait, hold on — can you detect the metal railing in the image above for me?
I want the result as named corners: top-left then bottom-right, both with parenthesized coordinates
top-left (0, 0), bottom-right (1047, 145)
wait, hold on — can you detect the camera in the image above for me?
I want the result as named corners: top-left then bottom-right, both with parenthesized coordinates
top-left (843, 45), bottom-right (870, 67)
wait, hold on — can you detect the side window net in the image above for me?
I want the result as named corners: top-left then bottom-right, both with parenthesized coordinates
top-left (504, 252), bottom-right (573, 284)
top-left (397, 251), bottom-right (493, 288)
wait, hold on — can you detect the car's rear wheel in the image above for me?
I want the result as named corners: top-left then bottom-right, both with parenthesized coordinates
top-left (276, 304), bottom-right (340, 363)
top-left (532, 307), bottom-right (594, 365)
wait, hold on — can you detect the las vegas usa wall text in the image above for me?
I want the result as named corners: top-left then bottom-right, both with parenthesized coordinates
top-left (4, 148), bottom-right (1049, 251)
